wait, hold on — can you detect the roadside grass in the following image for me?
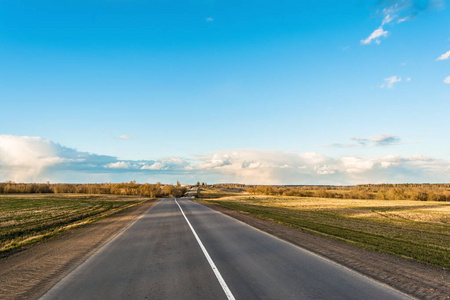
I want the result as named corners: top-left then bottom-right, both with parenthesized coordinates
top-left (201, 190), bottom-right (450, 269)
top-left (0, 194), bottom-right (150, 255)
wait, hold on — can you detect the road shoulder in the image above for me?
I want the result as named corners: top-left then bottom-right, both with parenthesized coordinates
top-left (0, 199), bottom-right (159, 300)
top-left (198, 200), bottom-right (449, 300)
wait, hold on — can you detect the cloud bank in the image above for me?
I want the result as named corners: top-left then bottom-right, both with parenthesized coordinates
top-left (0, 135), bottom-right (448, 185)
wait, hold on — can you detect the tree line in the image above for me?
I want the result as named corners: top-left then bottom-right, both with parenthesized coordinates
top-left (246, 183), bottom-right (450, 201)
top-left (0, 181), bottom-right (187, 198)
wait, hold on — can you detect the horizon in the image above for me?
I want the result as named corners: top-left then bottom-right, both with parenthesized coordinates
top-left (2, 180), bottom-right (450, 187)
top-left (1, 0), bottom-right (449, 185)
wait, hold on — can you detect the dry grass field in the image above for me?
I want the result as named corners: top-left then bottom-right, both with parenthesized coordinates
top-left (0, 194), bottom-right (150, 255)
top-left (201, 187), bottom-right (450, 269)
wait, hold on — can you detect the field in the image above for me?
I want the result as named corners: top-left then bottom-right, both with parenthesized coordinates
top-left (0, 194), bottom-right (150, 255)
top-left (201, 187), bottom-right (450, 269)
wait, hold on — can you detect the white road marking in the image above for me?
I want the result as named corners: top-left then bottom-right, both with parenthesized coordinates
top-left (175, 198), bottom-right (236, 300)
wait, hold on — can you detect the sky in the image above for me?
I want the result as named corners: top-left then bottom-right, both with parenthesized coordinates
top-left (0, 0), bottom-right (449, 185)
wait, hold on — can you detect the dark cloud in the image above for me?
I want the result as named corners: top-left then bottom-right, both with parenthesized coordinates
top-left (328, 134), bottom-right (401, 147)
top-left (350, 135), bottom-right (401, 146)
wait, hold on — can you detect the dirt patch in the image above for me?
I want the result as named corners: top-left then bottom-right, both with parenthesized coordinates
top-left (199, 200), bottom-right (450, 300)
top-left (0, 199), bottom-right (159, 300)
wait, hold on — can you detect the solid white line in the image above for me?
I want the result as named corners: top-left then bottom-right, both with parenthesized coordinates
top-left (174, 198), bottom-right (236, 300)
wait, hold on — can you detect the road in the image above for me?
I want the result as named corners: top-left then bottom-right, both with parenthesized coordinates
top-left (41, 191), bottom-right (410, 300)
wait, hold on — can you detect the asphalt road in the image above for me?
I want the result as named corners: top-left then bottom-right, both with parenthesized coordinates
top-left (41, 193), bottom-right (411, 300)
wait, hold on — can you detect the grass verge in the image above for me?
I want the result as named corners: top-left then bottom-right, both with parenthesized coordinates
top-left (203, 193), bottom-right (449, 269)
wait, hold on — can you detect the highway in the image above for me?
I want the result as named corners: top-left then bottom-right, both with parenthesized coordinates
top-left (41, 191), bottom-right (410, 300)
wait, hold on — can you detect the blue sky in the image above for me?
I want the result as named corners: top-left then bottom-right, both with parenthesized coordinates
top-left (0, 0), bottom-right (449, 184)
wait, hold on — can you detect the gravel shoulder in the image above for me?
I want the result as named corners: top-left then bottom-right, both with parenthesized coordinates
top-left (198, 200), bottom-right (450, 300)
top-left (0, 199), bottom-right (159, 300)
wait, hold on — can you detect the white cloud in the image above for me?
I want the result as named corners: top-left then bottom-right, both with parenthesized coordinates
top-left (314, 165), bottom-right (337, 175)
top-left (444, 76), bottom-right (450, 84)
top-left (361, 27), bottom-right (389, 45)
top-left (116, 135), bottom-right (133, 140)
top-left (106, 161), bottom-right (134, 169)
top-left (437, 50), bottom-right (450, 61)
top-left (381, 76), bottom-right (401, 88)
top-left (340, 156), bottom-right (375, 174)
top-left (299, 152), bottom-right (327, 164)
top-left (0, 136), bottom-right (65, 182)
top-left (1, 135), bottom-right (449, 185)
top-left (104, 158), bottom-right (191, 171)
top-left (362, 0), bottom-right (444, 45)
top-left (140, 158), bottom-right (190, 170)
top-left (382, 14), bottom-right (395, 25)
